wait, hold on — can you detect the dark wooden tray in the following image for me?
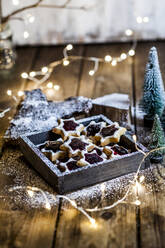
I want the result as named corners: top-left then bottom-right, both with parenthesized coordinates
top-left (19, 115), bottom-right (149, 194)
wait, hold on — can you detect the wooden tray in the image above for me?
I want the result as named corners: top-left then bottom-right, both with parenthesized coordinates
top-left (19, 115), bottom-right (149, 194)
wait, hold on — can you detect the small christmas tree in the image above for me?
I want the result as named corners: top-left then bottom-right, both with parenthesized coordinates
top-left (140, 47), bottom-right (165, 119)
top-left (149, 114), bottom-right (165, 162)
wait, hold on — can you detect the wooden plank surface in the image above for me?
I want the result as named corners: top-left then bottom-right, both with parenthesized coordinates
top-left (26, 45), bottom-right (85, 101)
top-left (1, 42), bottom-right (165, 248)
top-left (78, 43), bottom-right (133, 99)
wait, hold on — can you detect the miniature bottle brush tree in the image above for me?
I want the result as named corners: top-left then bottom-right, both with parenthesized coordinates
top-left (149, 114), bottom-right (165, 163)
top-left (140, 47), bottom-right (165, 126)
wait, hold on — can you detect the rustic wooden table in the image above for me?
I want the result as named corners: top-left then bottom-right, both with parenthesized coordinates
top-left (0, 41), bottom-right (165, 248)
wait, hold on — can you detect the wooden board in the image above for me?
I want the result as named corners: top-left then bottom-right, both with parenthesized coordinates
top-left (1, 42), bottom-right (165, 247)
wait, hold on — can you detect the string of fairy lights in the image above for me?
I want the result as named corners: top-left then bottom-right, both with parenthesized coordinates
top-left (0, 0), bottom-right (154, 230)
top-left (7, 141), bottom-right (164, 228)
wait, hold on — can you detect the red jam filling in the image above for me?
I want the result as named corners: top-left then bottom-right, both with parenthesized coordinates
top-left (70, 138), bottom-right (88, 151)
top-left (67, 161), bottom-right (79, 170)
top-left (63, 120), bottom-right (78, 131)
top-left (86, 123), bottom-right (101, 136)
top-left (85, 153), bottom-right (103, 164)
top-left (100, 125), bottom-right (118, 137)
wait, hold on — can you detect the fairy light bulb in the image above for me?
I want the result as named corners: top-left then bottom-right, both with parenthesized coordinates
top-left (71, 200), bottom-right (77, 208)
top-left (89, 70), bottom-right (95, 76)
top-left (27, 189), bottom-right (34, 197)
top-left (29, 71), bottom-right (36, 77)
top-left (7, 90), bottom-right (12, 96)
top-left (63, 60), bottom-right (70, 66)
top-left (136, 16), bottom-right (143, 24)
top-left (42, 67), bottom-right (48, 73)
top-left (125, 29), bottom-right (133, 36)
top-left (45, 202), bottom-right (51, 210)
top-left (90, 218), bottom-right (97, 228)
top-left (139, 175), bottom-right (145, 183)
top-left (104, 55), bottom-right (112, 62)
top-left (111, 60), bottom-right (117, 66)
top-left (128, 49), bottom-right (135, 56)
top-left (134, 199), bottom-right (141, 206)
top-left (24, 31), bottom-right (29, 39)
top-left (47, 82), bottom-right (53, 88)
top-left (120, 53), bottom-right (127, 60)
top-left (12, 0), bottom-right (19, 5)
top-left (100, 183), bottom-right (106, 193)
top-left (17, 91), bottom-right (24, 97)
top-left (66, 44), bottom-right (73, 51)
top-left (21, 72), bottom-right (28, 79)
top-left (54, 85), bottom-right (60, 91)
top-left (143, 16), bottom-right (149, 23)
top-left (132, 135), bottom-right (137, 143)
top-left (28, 15), bottom-right (35, 23)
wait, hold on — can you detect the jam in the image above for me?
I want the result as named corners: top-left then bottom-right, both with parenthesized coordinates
top-left (63, 120), bottom-right (78, 131)
top-left (85, 153), bottom-right (103, 164)
top-left (70, 138), bottom-right (88, 151)
top-left (86, 123), bottom-right (101, 136)
top-left (100, 125), bottom-right (118, 137)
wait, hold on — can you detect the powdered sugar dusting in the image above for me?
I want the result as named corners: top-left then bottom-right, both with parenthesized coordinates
top-left (0, 146), bottom-right (164, 211)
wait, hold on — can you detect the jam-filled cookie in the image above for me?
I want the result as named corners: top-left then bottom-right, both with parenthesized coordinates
top-left (96, 122), bottom-right (126, 146)
top-left (60, 136), bottom-right (94, 157)
top-left (57, 157), bottom-right (80, 172)
top-left (41, 139), bottom-right (66, 162)
top-left (52, 117), bottom-right (84, 141)
top-left (77, 151), bottom-right (104, 167)
top-left (83, 121), bottom-right (106, 142)
top-left (111, 144), bottom-right (129, 156)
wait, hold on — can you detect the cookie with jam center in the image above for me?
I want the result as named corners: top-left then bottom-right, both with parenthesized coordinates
top-left (52, 117), bottom-right (84, 141)
top-left (95, 122), bottom-right (126, 146)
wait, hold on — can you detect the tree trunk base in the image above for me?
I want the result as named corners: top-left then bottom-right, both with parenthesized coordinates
top-left (150, 155), bottom-right (163, 164)
top-left (144, 115), bottom-right (154, 128)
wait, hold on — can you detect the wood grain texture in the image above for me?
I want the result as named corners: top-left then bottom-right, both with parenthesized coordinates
top-left (26, 45), bottom-right (85, 101)
top-left (78, 43), bottom-right (133, 99)
top-left (1, 43), bottom-right (165, 248)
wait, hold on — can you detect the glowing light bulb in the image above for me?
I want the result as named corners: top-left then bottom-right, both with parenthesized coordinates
top-left (120, 53), bottom-right (127, 60)
top-left (66, 44), bottom-right (73, 51)
top-left (28, 15), bottom-right (35, 23)
top-left (47, 82), bottom-right (53, 89)
top-left (100, 183), bottom-right (106, 192)
top-left (139, 175), bottom-right (145, 183)
top-left (125, 29), bottom-right (133, 36)
top-left (104, 55), bottom-right (112, 62)
top-left (128, 49), bottom-right (135, 56)
top-left (12, 0), bottom-right (19, 6)
top-left (90, 218), bottom-right (97, 228)
top-left (7, 90), bottom-right (12, 96)
top-left (54, 85), bottom-right (60, 91)
top-left (132, 134), bottom-right (137, 142)
top-left (42, 67), bottom-right (48, 73)
top-left (29, 71), bottom-right (36, 77)
top-left (21, 72), bottom-right (28, 79)
top-left (89, 70), bottom-right (95, 76)
top-left (17, 91), bottom-right (24, 97)
top-left (134, 199), bottom-right (141, 206)
top-left (27, 189), bottom-right (34, 197)
top-left (45, 202), bottom-right (51, 210)
top-left (63, 60), bottom-right (70, 66)
top-left (111, 60), bottom-right (117, 66)
top-left (136, 16), bottom-right (143, 24)
top-left (24, 31), bottom-right (29, 39)
top-left (71, 200), bottom-right (77, 208)
top-left (143, 16), bottom-right (149, 23)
